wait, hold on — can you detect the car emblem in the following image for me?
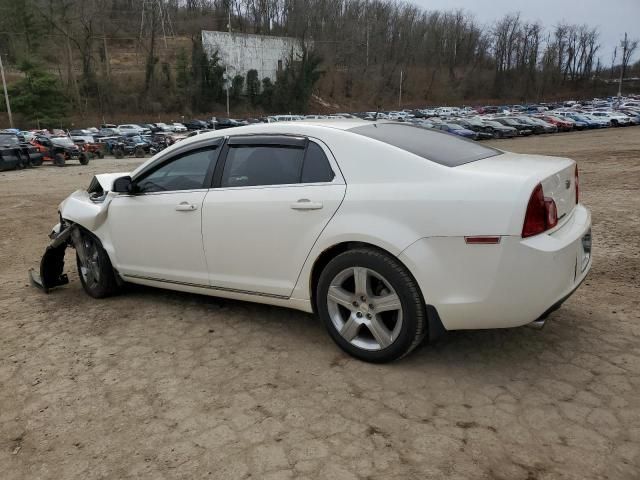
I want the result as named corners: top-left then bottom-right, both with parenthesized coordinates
top-left (565, 180), bottom-right (571, 189)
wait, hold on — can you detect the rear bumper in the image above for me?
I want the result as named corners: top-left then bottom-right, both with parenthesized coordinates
top-left (399, 204), bottom-right (592, 330)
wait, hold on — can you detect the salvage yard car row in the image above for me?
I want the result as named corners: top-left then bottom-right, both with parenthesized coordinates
top-left (2, 95), bottom-right (639, 172)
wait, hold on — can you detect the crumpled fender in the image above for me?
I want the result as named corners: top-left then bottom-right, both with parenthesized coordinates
top-left (59, 190), bottom-right (114, 231)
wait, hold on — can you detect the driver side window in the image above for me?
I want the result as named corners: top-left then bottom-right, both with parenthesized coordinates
top-left (136, 146), bottom-right (219, 193)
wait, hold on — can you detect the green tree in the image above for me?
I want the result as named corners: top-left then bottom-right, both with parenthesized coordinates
top-left (230, 74), bottom-right (244, 102)
top-left (246, 69), bottom-right (261, 106)
top-left (7, 60), bottom-right (69, 127)
top-left (260, 77), bottom-right (275, 109)
top-left (176, 48), bottom-right (190, 94)
top-left (270, 46), bottom-right (323, 113)
top-left (191, 38), bottom-right (225, 111)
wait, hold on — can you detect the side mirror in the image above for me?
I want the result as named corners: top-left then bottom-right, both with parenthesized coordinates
top-left (112, 176), bottom-right (134, 194)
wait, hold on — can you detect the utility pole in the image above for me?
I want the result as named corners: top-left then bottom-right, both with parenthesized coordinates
top-left (0, 53), bottom-right (13, 128)
top-left (398, 70), bottom-right (403, 108)
top-left (227, 0), bottom-right (232, 33)
top-left (618, 32), bottom-right (627, 98)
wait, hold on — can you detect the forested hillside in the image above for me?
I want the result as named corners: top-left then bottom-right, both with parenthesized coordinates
top-left (0, 0), bottom-right (638, 126)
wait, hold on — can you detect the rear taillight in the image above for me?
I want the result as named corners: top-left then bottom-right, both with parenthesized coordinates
top-left (575, 164), bottom-right (579, 204)
top-left (522, 183), bottom-right (558, 238)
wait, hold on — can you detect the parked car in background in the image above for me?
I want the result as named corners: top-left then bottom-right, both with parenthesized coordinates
top-left (479, 120), bottom-right (518, 138)
top-left (153, 122), bottom-right (174, 132)
top-left (0, 131), bottom-right (42, 169)
top-left (590, 111), bottom-right (631, 127)
top-left (183, 119), bottom-right (209, 130)
top-left (171, 123), bottom-right (188, 133)
top-left (139, 123), bottom-right (162, 133)
top-left (450, 119), bottom-right (494, 140)
top-left (118, 124), bottom-right (147, 135)
top-left (581, 114), bottom-right (611, 128)
top-left (536, 115), bottom-right (573, 132)
top-left (521, 116), bottom-right (558, 133)
top-left (430, 123), bottom-right (477, 139)
top-left (492, 117), bottom-right (533, 136)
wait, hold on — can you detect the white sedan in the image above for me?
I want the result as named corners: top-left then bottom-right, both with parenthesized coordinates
top-left (32, 120), bottom-right (592, 362)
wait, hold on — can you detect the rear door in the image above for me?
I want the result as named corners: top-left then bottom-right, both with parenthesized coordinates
top-left (202, 136), bottom-right (346, 297)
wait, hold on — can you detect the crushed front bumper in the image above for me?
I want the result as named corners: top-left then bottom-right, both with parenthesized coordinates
top-left (29, 223), bottom-right (73, 293)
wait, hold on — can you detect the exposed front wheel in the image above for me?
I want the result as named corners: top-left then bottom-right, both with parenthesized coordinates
top-left (317, 248), bottom-right (427, 363)
top-left (79, 153), bottom-right (89, 165)
top-left (75, 230), bottom-right (119, 298)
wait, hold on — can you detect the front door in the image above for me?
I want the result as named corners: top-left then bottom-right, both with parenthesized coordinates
top-left (108, 144), bottom-right (221, 285)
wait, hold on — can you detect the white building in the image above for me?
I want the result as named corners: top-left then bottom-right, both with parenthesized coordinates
top-left (201, 31), bottom-right (304, 81)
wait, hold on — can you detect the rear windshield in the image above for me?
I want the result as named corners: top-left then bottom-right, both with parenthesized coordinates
top-left (349, 123), bottom-right (501, 167)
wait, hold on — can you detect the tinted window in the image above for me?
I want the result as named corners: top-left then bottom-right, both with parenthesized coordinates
top-left (221, 145), bottom-right (304, 187)
top-left (349, 123), bottom-right (501, 167)
top-left (301, 142), bottom-right (334, 183)
top-left (136, 148), bottom-right (217, 193)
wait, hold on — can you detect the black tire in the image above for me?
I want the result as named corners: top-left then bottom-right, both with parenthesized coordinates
top-left (79, 153), bottom-right (89, 165)
top-left (134, 147), bottom-right (145, 158)
top-left (97, 151), bottom-right (104, 159)
top-left (75, 230), bottom-right (119, 299)
top-left (18, 152), bottom-right (32, 168)
top-left (114, 148), bottom-right (124, 159)
top-left (316, 248), bottom-right (427, 363)
top-left (54, 153), bottom-right (65, 166)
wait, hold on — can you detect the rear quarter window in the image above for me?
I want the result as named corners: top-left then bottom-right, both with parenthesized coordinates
top-left (349, 123), bottom-right (501, 167)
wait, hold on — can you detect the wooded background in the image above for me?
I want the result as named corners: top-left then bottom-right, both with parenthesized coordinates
top-left (0, 0), bottom-right (638, 126)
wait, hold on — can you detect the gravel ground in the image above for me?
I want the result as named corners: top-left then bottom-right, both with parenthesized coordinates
top-left (1, 127), bottom-right (639, 480)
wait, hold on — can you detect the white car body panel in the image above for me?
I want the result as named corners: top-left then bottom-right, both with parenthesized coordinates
top-left (108, 190), bottom-right (210, 285)
top-left (55, 120), bottom-right (592, 330)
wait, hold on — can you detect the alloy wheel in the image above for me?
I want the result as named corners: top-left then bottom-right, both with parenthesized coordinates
top-left (326, 267), bottom-right (403, 351)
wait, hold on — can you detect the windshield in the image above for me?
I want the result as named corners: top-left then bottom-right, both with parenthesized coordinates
top-left (349, 123), bottom-right (501, 167)
top-left (0, 134), bottom-right (19, 146)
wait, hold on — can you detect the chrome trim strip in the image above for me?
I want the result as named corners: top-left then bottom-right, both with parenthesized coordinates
top-left (123, 274), bottom-right (289, 299)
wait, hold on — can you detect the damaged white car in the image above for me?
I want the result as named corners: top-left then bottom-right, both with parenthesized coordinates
top-left (32, 120), bottom-right (592, 362)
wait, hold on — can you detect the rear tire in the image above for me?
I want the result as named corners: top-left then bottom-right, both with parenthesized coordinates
top-left (79, 153), bottom-right (89, 165)
top-left (75, 230), bottom-right (119, 298)
top-left (114, 148), bottom-right (124, 159)
top-left (134, 147), bottom-right (145, 158)
top-left (316, 248), bottom-right (427, 363)
top-left (18, 152), bottom-right (31, 168)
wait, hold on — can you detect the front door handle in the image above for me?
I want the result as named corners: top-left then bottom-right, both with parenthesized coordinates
top-left (290, 199), bottom-right (323, 210)
top-left (175, 202), bottom-right (198, 212)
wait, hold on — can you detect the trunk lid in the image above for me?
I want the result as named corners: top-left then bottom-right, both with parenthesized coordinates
top-left (540, 164), bottom-right (577, 222)
top-left (458, 151), bottom-right (577, 229)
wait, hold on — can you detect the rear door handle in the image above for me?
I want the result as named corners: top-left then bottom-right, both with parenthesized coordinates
top-left (290, 199), bottom-right (323, 210)
top-left (175, 202), bottom-right (198, 212)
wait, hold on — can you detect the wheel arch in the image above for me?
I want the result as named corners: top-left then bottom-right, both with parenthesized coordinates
top-left (307, 240), bottom-right (447, 343)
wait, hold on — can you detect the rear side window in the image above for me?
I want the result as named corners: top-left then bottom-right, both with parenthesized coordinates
top-left (222, 145), bottom-right (305, 187)
top-left (301, 142), bottom-right (334, 183)
top-left (349, 123), bottom-right (501, 167)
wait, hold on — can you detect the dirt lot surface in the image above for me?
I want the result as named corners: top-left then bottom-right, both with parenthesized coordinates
top-left (1, 128), bottom-right (639, 479)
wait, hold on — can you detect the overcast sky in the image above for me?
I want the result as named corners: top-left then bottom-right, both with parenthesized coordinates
top-left (408, 0), bottom-right (640, 64)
